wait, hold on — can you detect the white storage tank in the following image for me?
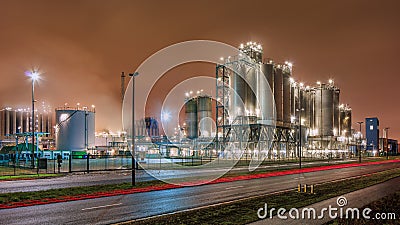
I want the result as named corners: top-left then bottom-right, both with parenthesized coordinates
top-left (55, 107), bottom-right (95, 151)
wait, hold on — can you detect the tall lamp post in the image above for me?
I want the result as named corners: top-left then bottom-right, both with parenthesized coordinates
top-left (297, 82), bottom-right (304, 169)
top-left (27, 70), bottom-right (40, 169)
top-left (129, 72), bottom-right (139, 186)
top-left (357, 121), bottom-right (363, 163)
top-left (384, 127), bottom-right (390, 160)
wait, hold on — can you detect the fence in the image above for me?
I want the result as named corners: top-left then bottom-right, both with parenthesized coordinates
top-left (0, 152), bottom-right (369, 177)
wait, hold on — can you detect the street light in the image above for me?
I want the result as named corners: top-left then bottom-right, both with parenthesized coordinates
top-left (26, 70), bottom-right (40, 169)
top-left (296, 84), bottom-right (304, 169)
top-left (384, 127), bottom-right (390, 159)
top-left (357, 121), bottom-right (363, 163)
top-left (129, 71), bottom-right (139, 186)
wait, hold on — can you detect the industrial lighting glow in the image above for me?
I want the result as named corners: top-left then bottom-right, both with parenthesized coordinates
top-left (329, 79), bottom-right (333, 84)
top-left (316, 81), bottom-right (321, 85)
top-left (26, 70), bottom-right (41, 81)
top-left (299, 82), bottom-right (304, 87)
top-left (289, 77), bottom-right (295, 83)
top-left (161, 111), bottom-right (171, 121)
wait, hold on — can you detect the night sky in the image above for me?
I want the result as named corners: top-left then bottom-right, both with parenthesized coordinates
top-left (0, 0), bottom-right (399, 140)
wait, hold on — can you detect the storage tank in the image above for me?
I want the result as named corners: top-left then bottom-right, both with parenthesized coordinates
top-left (339, 105), bottom-right (352, 137)
top-left (229, 65), bottom-right (247, 118)
top-left (197, 96), bottom-right (213, 137)
top-left (244, 66), bottom-right (257, 116)
top-left (185, 98), bottom-right (198, 139)
top-left (274, 66), bottom-right (283, 122)
top-left (259, 62), bottom-right (275, 121)
top-left (282, 67), bottom-right (291, 125)
top-left (314, 84), bottom-right (334, 136)
top-left (55, 108), bottom-right (95, 151)
top-left (333, 89), bottom-right (340, 136)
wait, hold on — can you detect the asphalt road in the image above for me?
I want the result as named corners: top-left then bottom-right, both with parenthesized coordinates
top-left (0, 160), bottom-right (355, 193)
top-left (0, 162), bottom-right (398, 225)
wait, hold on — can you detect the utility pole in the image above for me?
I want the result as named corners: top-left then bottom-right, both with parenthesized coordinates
top-left (357, 121), bottom-right (363, 163)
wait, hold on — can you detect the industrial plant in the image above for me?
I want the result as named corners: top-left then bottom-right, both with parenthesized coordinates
top-left (0, 41), bottom-right (398, 170)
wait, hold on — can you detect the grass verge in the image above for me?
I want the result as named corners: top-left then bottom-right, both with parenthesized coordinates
top-left (121, 168), bottom-right (400, 225)
top-left (0, 159), bottom-right (365, 204)
top-left (0, 160), bottom-right (397, 206)
top-left (0, 173), bottom-right (63, 181)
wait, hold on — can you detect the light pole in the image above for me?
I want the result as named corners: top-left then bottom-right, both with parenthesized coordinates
top-left (357, 121), bottom-right (363, 163)
top-left (384, 127), bottom-right (390, 159)
top-left (27, 70), bottom-right (40, 169)
top-left (297, 83), bottom-right (304, 169)
top-left (129, 72), bottom-right (139, 186)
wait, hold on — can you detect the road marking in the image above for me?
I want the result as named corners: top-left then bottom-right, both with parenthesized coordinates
top-left (225, 186), bottom-right (243, 190)
top-left (81, 203), bottom-right (122, 211)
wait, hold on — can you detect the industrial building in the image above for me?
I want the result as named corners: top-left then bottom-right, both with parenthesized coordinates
top-left (0, 107), bottom-right (54, 150)
top-left (178, 41), bottom-right (358, 160)
top-left (0, 107), bottom-right (53, 139)
top-left (365, 117), bottom-right (379, 150)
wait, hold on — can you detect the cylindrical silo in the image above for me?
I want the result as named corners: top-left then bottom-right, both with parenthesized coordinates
top-left (185, 98), bottom-right (198, 139)
top-left (197, 96), bottom-right (213, 137)
top-left (282, 69), bottom-right (291, 125)
top-left (0, 110), bottom-right (5, 137)
top-left (309, 89), bottom-right (315, 129)
top-left (314, 84), bottom-right (334, 136)
top-left (274, 66), bottom-right (283, 122)
top-left (244, 66), bottom-right (257, 116)
top-left (55, 108), bottom-right (95, 151)
top-left (339, 105), bottom-right (352, 137)
top-left (229, 66), bottom-right (247, 118)
top-left (261, 62), bottom-right (274, 94)
top-left (16, 110), bottom-right (23, 133)
top-left (333, 89), bottom-right (340, 136)
top-left (258, 62), bottom-right (275, 121)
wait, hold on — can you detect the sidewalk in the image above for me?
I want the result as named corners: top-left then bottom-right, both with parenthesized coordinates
top-left (250, 176), bottom-right (400, 225)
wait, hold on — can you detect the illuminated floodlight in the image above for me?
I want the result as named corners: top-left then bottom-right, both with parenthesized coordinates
top-left (161, 111), bottom-right (171, 122)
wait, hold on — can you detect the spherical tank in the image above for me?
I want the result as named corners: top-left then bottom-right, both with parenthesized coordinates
top-left (55, 109), bottom-right (95, 151)
top-left (185, 98), bottom-right (198, 139)
top-left (197, 96), bottom-right (213, 137)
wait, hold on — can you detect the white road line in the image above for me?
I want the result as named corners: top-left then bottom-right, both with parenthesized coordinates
top-left (81, 203), bottom-right (122, 211)
top-left (225, 186), bottom-right (243, 190)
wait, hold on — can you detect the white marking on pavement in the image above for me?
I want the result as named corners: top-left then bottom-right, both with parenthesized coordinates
top-left (225, 186), bottom-right (243, 190)
top-left (81, 203), bottom-right (122, 211)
